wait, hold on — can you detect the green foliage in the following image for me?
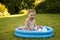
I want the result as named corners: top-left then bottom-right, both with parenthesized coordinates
top-left (0, 0), bottom-right (60, 14)
top-left (0, 0), bottom-right (35, 14)
top-left (35, 0), bottom-right (60, 13)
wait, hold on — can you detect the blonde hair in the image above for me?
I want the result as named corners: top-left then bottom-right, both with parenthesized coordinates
top-left (28, 9), bottom-right (36, 14)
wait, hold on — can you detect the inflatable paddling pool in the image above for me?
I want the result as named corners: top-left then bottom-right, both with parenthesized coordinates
top-left (15, 26), bottom-right (54, 38)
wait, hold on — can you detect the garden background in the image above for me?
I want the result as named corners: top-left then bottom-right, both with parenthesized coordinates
top-left (0, 0), bottom-right (60, 40)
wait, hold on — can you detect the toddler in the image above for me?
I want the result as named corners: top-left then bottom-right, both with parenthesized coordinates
top-left (25, 9), bottom-right (37, 30)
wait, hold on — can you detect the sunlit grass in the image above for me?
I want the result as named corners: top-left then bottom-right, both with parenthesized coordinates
top-left (0, 9), bottom-right (28, 18)
top-left (0, 13), bottom-right (60, 40)
top-left (34, 0), bottom-right (46, 6)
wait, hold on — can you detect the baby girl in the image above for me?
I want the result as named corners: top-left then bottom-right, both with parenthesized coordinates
top-left (25, 9), bottom-right (47, 31)
top-left (25, 9), bottom-right (37, 30)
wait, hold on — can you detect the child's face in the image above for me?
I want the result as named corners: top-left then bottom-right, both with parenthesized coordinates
top-left (28, 12), bottom-right (36, 19)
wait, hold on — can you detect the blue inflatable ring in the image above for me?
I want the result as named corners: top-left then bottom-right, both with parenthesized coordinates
top-left (15, 26), bottom-right (54, 38)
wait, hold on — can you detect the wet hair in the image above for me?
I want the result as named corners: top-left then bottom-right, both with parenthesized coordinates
top-left (28, 9), bottom-right (36, 14)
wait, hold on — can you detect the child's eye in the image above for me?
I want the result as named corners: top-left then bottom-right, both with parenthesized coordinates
top-left (31, 15), bottom-right (33, 16)
top-left (33, 15), bottom-right (35, 16)
top-left (31, 15), bottom-right (35, 16)
top-left (31, 15), bottom-right (32, 16)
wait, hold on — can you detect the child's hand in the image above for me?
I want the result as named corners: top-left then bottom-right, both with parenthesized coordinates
top-left (39, 26), bottom-right (43, 29)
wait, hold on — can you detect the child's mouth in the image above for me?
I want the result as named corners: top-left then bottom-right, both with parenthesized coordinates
top-left (31, 18), bottom-right (34, 19)
top-left (30, 18), bottom-right (34, 21)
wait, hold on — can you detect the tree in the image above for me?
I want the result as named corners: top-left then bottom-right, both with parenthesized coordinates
top-left (0, 0), bottom-right (35, 14)
top-left (35, 0), bottom-right (60, 13)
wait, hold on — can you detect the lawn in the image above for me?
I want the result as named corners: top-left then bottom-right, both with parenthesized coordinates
top-left (0, 13), bottom-right (60, 40)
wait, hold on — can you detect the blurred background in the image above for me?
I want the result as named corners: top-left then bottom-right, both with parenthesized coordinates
top-left (0, 0), bottom-right (60, 40)
top-left (0, 0), bottom-right (60, 15)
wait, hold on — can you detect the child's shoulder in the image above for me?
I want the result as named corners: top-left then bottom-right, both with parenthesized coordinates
top-left (25, 18), bottom-right (29, 22)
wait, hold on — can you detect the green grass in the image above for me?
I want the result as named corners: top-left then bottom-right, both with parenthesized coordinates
top-left (0, 13), bottom-right (60, 40)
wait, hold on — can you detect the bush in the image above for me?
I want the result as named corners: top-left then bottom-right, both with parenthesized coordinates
top-left (0, 0), bottom-right (60, 14)
top-left (0, 3), bottom-right (10, 17)
top-left (35, 0), bottom-right (60, 13)
top-left (0, 0), bottom-right (35, 14)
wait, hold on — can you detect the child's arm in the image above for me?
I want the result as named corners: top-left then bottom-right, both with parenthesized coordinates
top-left (25, 20), bottom-right (30, 30)
top-left (33, 19), bottom-right (37, 27)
